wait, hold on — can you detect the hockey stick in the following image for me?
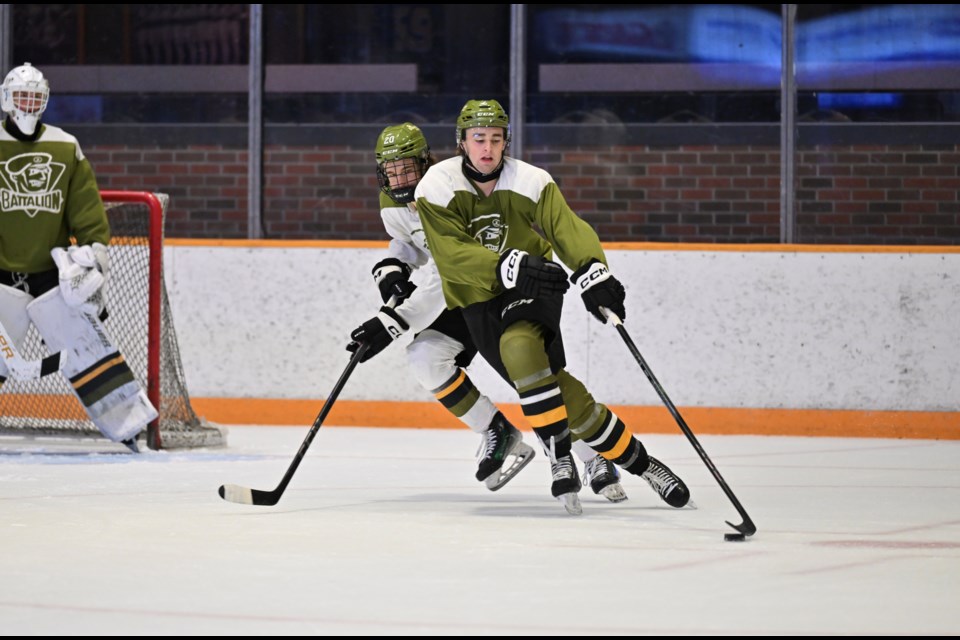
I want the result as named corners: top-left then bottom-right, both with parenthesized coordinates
top-left (601, 307), bottom-right (757, 539)
top-left (0, 318), bottom-right (67, 380)
top-left (218, 341), bottom-right (369, 506)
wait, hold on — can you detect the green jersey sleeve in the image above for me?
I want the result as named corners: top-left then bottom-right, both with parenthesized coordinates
top-left (66, 155), bottom-right (110, 247)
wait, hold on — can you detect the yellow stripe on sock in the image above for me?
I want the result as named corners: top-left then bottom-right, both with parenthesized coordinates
top-left (434, 370), bottom-right (466, 401)
top-left (526, 406), bottom-right (568, 428)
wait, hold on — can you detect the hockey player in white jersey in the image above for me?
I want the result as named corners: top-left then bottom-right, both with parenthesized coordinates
top-left (347, 123), bottom-right (533, 490)
top-left (347, 123), bottom-right (626, 499)
top-left (0, 62), bottom-right (157, 452)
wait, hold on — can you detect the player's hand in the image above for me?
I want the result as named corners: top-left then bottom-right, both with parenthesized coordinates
top-left (372, 258), bottom-right (416, 304)
top-left (346, 306), bottom-right (409, 362)
top-left (571, 259), bottom-right (625, 323)
top-left (496, 249), bottom-right (569, 298)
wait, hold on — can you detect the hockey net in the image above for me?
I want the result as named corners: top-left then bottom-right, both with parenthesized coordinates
top-left (0, 191), bottom-right (225, 449)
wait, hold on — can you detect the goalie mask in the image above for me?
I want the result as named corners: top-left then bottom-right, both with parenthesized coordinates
top-left (1, 63), bottom-right (49, 136)
top-left (375, 122), bottom-right (431, 204)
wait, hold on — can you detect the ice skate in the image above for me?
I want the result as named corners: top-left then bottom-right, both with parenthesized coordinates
top-left (121, 437), bottom-right (140, 454)
top-left (641, 456), bottom-right (690, 508)
top-left (475, 412), bottom-right (535, 491)
top-left (550, 453), bottom-right (582, 515)
top-left (583, 455), bottom-right (628, 503)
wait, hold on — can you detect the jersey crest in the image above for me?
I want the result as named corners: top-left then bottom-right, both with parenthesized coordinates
top-left (471, 213), bottom-right (508, 253)
top-left (0, 152), bottom-right (66, 218)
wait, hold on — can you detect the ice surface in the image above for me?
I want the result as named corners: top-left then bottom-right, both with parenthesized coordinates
top-left (1, 427), bottom-right (958, 635)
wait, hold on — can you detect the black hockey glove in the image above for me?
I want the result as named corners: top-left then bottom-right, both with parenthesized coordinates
top-left (496, 249), bottom-right (570, 298)
top-left (372, 257), bottom-right (417, 304)
top-left (346, 305), bottom-right (409, 363)
top-left (571, 259), bottom-right (626, 323)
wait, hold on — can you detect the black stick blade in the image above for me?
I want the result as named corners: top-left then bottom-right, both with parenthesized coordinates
top-left (726, 517), bottom-right (757, 537)
top-left (219, 483), bottom-right (280, 506)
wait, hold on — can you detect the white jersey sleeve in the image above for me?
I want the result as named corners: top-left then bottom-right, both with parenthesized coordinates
top-left (381, 205), bottom-right (430, 268)
top-left (378, 204), bottom-right (449, 334)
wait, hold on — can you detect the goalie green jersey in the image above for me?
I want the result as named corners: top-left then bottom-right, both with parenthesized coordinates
top-left (414, 155), bottom-right (607, 309)
top-left (0, 122), bottom-right (110, 273)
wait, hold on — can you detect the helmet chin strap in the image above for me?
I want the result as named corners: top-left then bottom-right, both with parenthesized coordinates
top-left (461, 155), bottom-right (504, 183)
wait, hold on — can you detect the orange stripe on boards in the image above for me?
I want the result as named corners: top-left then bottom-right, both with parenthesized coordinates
top-left (164, 238), bottom-right (960, 254)
top-left (190, 398), bottom-right (960, 440)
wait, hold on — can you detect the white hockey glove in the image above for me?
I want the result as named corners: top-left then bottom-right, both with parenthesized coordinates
top-left (50, 242), bottom-right (110, 316)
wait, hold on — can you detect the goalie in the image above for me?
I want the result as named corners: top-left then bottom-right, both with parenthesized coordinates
top-left (0, 62), bottom-right (157, 452)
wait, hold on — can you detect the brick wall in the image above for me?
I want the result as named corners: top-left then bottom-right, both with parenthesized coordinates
top-left (86, 140), bottom-right (960, 245)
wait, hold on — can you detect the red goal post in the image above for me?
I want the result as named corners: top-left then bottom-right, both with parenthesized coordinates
top-left (0, 191), bottom-right (225, 450)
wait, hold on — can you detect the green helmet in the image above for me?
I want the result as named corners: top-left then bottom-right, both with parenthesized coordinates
top-left (456, 99), bottom-right (510, 145)
top-left (375, 123), bottom-right (431, 204)
top-left (375, 122), bottom-right (430, 164)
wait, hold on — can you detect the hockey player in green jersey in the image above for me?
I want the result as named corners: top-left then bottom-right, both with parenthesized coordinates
top-left (413, 99), bottom-right (691, 514)
top-left (0, 62), bottom-right (157, 452)
top-left (349, 122), bottom-right (629, 500)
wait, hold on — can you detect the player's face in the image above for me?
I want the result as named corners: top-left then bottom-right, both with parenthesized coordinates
top-left (383, 158), bottom-right (421, 190)
top-left (12, 90), bottom-right (45, 114)
top-left (462, 127), bottom-right (505, 175)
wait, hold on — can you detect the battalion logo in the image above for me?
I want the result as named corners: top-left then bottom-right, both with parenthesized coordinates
top-left (472, 213), bottom-right (508, 253)
top-left (0, 152), bottom-right (65, 217)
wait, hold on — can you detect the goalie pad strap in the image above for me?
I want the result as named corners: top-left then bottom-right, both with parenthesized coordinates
top-left (39, 353), bottom-right (62, 378)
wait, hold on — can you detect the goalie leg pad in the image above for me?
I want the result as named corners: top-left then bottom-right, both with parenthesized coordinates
top-left (27, 289), bottom-right (158, 443)
top-left (0, 284), bottom-right (34, 346)
top-left (0, 284), bottom-right (35, 380)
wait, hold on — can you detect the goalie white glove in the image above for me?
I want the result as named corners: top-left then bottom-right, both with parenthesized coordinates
top-left (50, 242), bottom-right (110, 316)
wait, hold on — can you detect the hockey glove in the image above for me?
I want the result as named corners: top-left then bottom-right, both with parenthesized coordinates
top-left (50, 242), bottom-right (110, 317)
top-left (496, 249), bottom-right (569, 298)
top-left (372, 257), bottom-right (417, 304)
top-left (346, 305), bottom-right (409, 363)
top-left (571, 259), bottom-right (626, 323)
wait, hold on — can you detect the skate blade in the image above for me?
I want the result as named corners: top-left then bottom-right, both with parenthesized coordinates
top-left (598, 482), bottom-right (628, 503)
top-left (558, 492), bottom-right (582, 516)
top-left (484, 442), bottom-right (536, 492)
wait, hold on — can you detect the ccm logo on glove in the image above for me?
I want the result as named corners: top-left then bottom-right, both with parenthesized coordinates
top-left (571, 259), bottom-right (626, 324)
top-left (496, 249), bottom-right (569, 298)
top-left (346, 305), bottom-right (409, 363)
top-left (576, 262), bottom-right (610, 290)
